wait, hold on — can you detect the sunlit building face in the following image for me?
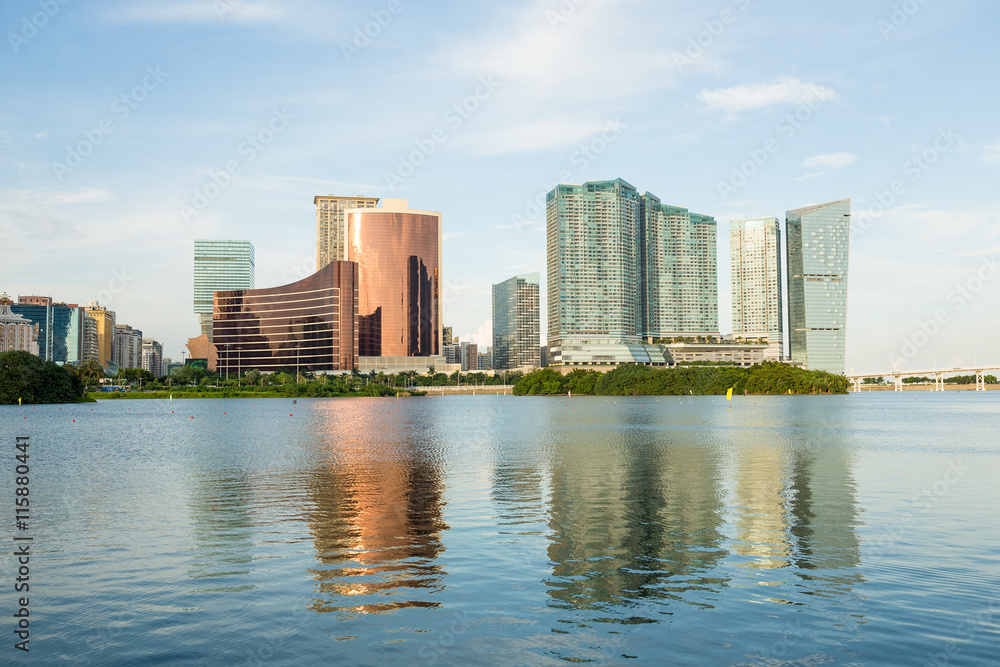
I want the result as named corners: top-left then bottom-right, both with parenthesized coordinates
top-left (345, 200), bottom-right (442, 358)
top-left (213, 260), bottom-right (359, 372)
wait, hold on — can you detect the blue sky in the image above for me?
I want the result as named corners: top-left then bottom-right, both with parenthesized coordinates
top-left (1, 0), bottom-right (998, 373)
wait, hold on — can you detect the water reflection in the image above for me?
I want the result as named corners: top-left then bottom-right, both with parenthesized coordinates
top-left (305, 404), bottom-right (448, 618)
top-left (543, 407), bottom-right (729, 621)
top-left (734, 444), bottom-right (792, 571)
top-left (187, 471), bottom-right (256, 593)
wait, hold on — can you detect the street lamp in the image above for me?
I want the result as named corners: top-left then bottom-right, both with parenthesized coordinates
top-left (237, 347), bottom-right (242, 384)
top-left (296, 343), bottom-right (301, 385)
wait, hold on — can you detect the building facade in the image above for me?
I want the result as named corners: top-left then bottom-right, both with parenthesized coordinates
top-left (492, 272), bottom-right (541, 370)
top-left (213, 260), bottom-right (359, 374)
top-left (460, 342), bottom-right (478, 372)
top-left (194, 240), bottom-right (255, 341)
top-left (345, 199), bottom-right (443, 366)
top-left (316, 195), bottom-right (379, 270)
top-left (0, 294), bottom-right (39, 355)
top-left (82, 317), bottom-right (98, 362)
top-left (640, 194), bottom-right (718, 339)
top-left (141, 339), bottom-right (164, 377)
top-left (113, 325), bottom-right (143, 369)
top-left (786, 200), bottom-right (851, 374)
top-left (546, 178), bottom-right (714, 368)
top-left (11, 297), bottom-right (85, 365)
top-left (85, 303), bottom-right (116, 368)
top-left (730, 217), bottom-right (783, 360)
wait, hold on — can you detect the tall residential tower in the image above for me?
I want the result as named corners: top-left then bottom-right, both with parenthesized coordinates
top-left (546, 178), bottom-right (716, 367)
top-left (492, 272), bottom-right (541, 370)
top-left (786, 200), bottom-right (850, 374)
top-left (315, 195), bottom-right (379, 270)
top-left (640, 194), bottom-right (718, 339)
top-left (730, 217), bottom-right (783, 360)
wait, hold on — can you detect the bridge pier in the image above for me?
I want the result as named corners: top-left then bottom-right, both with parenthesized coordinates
top-left (934, 373), bottom-right (945, 392)
top-left (853, 378), bottom-right (863, 392)
top-left (977, 371), bottom-right (986, 392)
top-left (894, 375), bottom-right (903, 392)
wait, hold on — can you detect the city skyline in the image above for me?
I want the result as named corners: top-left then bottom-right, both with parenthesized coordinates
top-left (2, 1), bottom-right (998, 373)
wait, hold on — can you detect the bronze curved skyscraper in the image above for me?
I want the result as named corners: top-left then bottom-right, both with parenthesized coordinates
top-left (346, 199), bottom-right (442, 359)
top-left (213, 260), bottom-right (358, 373)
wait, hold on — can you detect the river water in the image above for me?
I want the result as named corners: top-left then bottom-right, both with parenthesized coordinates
top-left (1, 393), bottom-right (998, 665)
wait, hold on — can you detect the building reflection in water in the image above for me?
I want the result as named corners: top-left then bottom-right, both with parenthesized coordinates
top-left (305, 401), bottom-right (448, 618)
top-left (541, 406), bottom-right (729, 620)
top-left (186, 471), bottom-right (257, 593)
top-left (536, 401), bottom-right (865, 628)
top-left (734, 443), bottom-right (792, 571)
top-left (730, 404), bottom-right (864, 604)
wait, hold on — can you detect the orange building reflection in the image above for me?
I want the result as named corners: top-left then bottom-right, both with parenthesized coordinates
top-left (305, 402), bottom-right (448, 617)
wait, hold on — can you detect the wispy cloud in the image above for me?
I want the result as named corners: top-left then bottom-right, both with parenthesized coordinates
top-left (802, 152), bottom-right (857, 169)
top-left (697, 76), bottom-right (838, 113)
top-left (106, 1), bottom-right (279, 24)
top-left (985, 141), bottom-right (1000, 163)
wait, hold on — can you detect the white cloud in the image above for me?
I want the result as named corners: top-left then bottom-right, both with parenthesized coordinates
top-left (985, 141), bottom-right (1000, 163)
top-left (462, 320), bottom-right (492, 349)
top-left (802, 152), bottom-right (857, 169)
top-left (432, 1), bottom-right (684, 153)
top-left (697, 76), bottom-right (838, 113)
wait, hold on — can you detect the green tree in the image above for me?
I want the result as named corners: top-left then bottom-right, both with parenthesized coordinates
top-left (0, 351), bottom-right (85, 404)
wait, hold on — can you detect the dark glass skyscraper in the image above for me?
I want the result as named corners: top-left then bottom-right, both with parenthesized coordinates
top-left (346, 199), bottom-right (442, 359)
top-left (786, 199), bottom-right (851, 374)
top-left (213, 260), bottom-right (358, 373)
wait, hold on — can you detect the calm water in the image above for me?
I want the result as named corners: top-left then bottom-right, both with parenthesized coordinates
top-left (2, 393), bottom-right (999, 665)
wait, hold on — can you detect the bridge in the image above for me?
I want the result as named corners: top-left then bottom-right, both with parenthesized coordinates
top-left (847, 367), bottom-right (1000, 392)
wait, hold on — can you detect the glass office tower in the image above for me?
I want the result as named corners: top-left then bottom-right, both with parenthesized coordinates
top-left (731, 217), bottom-right (783, 360)
top-left (492, 272), bottom-right (541, 370)
top-left (640, 194), bottom-right (718, 339)
top-left (213, 260), bottom-right (359, 373)
top-left (786, 200), bottom-right (851, 374)
top-left (345, 199), bottom-right (442, 359)
top-left (11, 299), bottom-right (84, 364)
top-left (194, 240), bottom-right (255, 341)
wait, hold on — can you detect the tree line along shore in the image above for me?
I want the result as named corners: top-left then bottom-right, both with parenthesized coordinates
top-left (2, 350), bottom-right (847, 405)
